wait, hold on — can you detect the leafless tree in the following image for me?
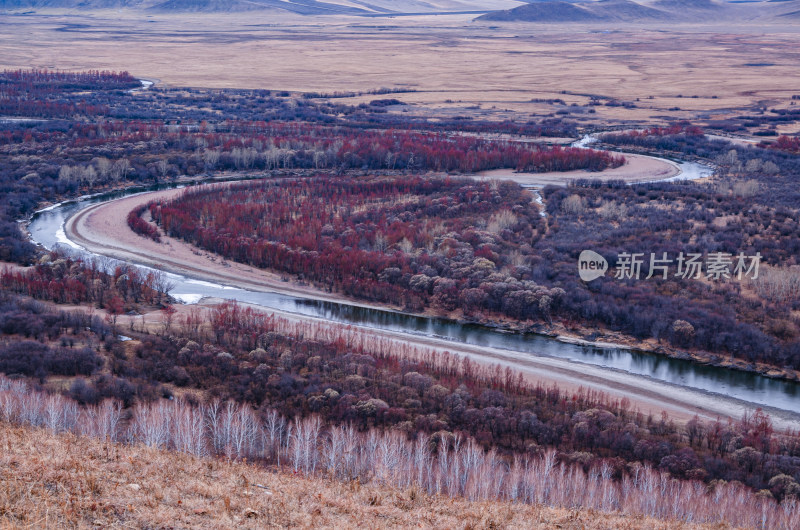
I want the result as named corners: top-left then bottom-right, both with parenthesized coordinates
top-left (203, 150), bottom-right (220, 174)
top-left (229, 403), bottom-right (260, 460)
top-left (205, 398), bottom-right (224, 456)
top-left (111, 158), bottom-right (131, 182)
top-left (561, 194), bottom-right (587, 215)
top-left (171, 398), bottom-right (208, 457)
top-left (290, 415), bottom-right (322, 474)
top-left (151, 269), bottom-right (176, 302)
top-left (156, 159), bottom-right (169, 179)
top-left (263, 409), bottom-right (287, 466)
top-left (131, 401), bottom-right (171, 448)
top-left (58, 165), bottom-right (74, 185)
top-left (94, 157), bottom-right (112, 181)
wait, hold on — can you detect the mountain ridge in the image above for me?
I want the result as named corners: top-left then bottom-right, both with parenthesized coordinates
top-left (2, 0), bottom-right (798, 20)
top-left (478, 0), bottom-right (786, 23)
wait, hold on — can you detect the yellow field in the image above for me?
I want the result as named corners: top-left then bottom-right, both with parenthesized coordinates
top-left (2, 11), bottom-right (800, 130)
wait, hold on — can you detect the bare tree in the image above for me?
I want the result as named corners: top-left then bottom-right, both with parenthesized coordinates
top-left (290, 416), bottom-right (322, 474)
top-left (203, 150), bottom-right (220, 174)
top-left (561, 194), bottom-right (587, 215)
top-left (58, 165), bottom-right (74, 185)
top-left (263, 409), bottom-right (287, 467)
top-left (95, 157), bottom-right (112, 181)
top-left (171, 398), bottom-right (207, 457)
top-left (131, 401), bottom-right (171, 448)
top-left (229, 403), bottom-right (260, 460)
top-left (111, 158), bottom-right (131, 182)
top-left (151, 269), bottom-right (176, 303)
top-left (1, 374), bottom-right (799, 529)
top-left (156, 159), bottom-right (170, 179)
top-left (205, 399), bottom-right (224, 455)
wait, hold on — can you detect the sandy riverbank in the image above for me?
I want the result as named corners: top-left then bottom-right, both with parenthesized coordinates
top-left (65, 186), bottom-right (402, 313)
top-left (475, 152), bottom-right (680, 187)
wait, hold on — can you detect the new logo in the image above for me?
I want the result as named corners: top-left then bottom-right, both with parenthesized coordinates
top-left (578, 250), bottom-right (608, 282)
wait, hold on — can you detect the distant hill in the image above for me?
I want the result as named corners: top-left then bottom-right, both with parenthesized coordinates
top-left (1, 0), bottom-right (144, 7)
top-left (5, 0), bottom-right (800, 19)
top-left (147, 0), bottom-right (262, 11)
top-left (148, 0), bottom-right (370, 14)
top-left (590, 0), bottom-right (670, 19)
top-left (479, 0), bottom-right (671, 21)
top-left (772, 0), bottom-right (800, 16)
top-left (1, 0), bottom-right (146, 6)
top-left (480, 1), bottom-right (601, 21)
top-left (651, 0), bottom-right (724, 10)
top-left (476, 0), bottom-right (767, 23)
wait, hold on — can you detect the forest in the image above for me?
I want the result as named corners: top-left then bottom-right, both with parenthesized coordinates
top-left (2, 68), bottom-right (798, 374)
top-left (153, 171), bottom-right (800, 370)
top-left (151, 176), bottom-right (559, 313)
top-left (0, 69), bottom-right (609, 264)
top-left (1, 251), bottom-right (172, 309)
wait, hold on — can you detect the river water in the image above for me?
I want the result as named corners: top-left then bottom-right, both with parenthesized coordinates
top-left (26, 182), bottom-right (800, 419)
top-left (570, 134), bottom-right (715, 182)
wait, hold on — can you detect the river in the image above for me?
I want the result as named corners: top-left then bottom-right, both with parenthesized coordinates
top-left (24, 139), bottom-right (800, 427)
top-left (570, 133), bottom-right (715, 182)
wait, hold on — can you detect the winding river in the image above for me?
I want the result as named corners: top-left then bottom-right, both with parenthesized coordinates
top-left (25, 145), bottom-right (800, 429)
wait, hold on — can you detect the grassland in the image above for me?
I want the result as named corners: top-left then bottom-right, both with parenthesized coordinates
top-left (2, 11), bottom-right (800, 132)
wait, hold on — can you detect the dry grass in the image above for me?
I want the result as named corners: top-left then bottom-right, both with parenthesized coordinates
top-left (0, 422), bottom-right (727, 530)
top-left (1, 12), bottom-right (800, 129)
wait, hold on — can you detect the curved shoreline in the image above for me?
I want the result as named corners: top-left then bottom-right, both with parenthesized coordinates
top-left (65, 186), bottom-right (415, 314)
top-left (475, 152), bottom-right (681, 187)
top-left (64, 186), bottom-right (800, 430)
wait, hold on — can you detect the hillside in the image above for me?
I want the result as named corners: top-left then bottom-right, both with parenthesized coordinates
top-left (774, 0), bottom-right (800, 17)
top-left (650, 0), bottom-right (723, 10)
top-left (480, 1), bottom-right (602, 21)
top-left (147, 0), bottom-right (271, 12)
top-left (1, 0), bottom-right (145, 7)
top-left (593, 0), bottom-right (671, 20)
top-left (480, 0), bottom-right (672, 21)
top-left (476, 0), bottom-right (783, 23)
top-left (0, 421), bottom-right (736, 529)
top-left (0, 0), bottom-right (371, 13)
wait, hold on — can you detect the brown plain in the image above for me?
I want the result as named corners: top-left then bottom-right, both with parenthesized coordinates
top-left (1, 11), bottom-right (800, 131)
